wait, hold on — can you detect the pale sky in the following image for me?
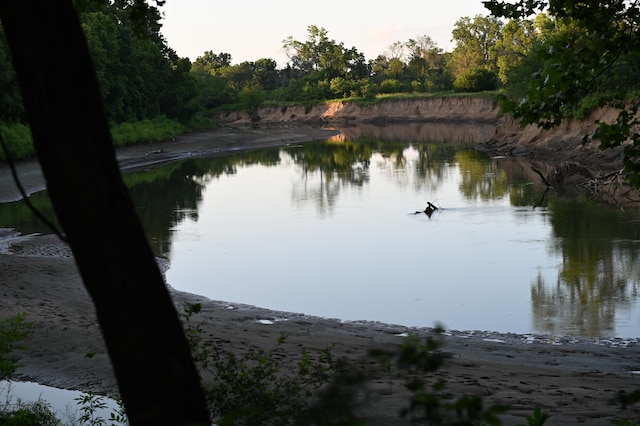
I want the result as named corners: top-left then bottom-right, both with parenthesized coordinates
top-left (160, 0), bottom-right (491, 67)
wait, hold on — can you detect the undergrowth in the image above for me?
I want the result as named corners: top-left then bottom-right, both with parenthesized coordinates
top-left (6, 309), bottom-right (640, 425)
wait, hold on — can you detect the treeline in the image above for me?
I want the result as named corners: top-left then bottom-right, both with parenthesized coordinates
top-left (193, 13), bottom-right (640, 111)
top-left (0, 3), bottom-right (197, 126)
top-left (0, 1), bottom-right (201, 160)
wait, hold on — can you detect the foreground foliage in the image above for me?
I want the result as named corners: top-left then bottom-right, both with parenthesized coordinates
top-left (0, 397), bottom-right (59, 426)
top-left (6, 310), bottom-right (640, 424)
top-left (182, 303), bottom-right (364, 425)
top-left (0, 314), bottom-right (59, 426)
top-left (485, 0), bottom-right (640, 187)
top-left (182, 304), bottom-right (543, 425)
top-left (0, 314), bottom-right (30, 381)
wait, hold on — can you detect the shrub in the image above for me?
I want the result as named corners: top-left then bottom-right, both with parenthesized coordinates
top-left (180, 305), bottom-right (555, 425)
top-left (0, 313), bottom-right (32, 380)
top-left (359, 82), bottom-right (379, 100)
top-left (0, 398), bottom-right (59, 426)
top-left (239, 86), bottom-right (265, 113)
top-left (329, 77), bottom-right (352, 99)
top-left (379, 79), bottom-right (404, 94)
top-left (454, 68), bottom-right (499, 92)
top-left (0, 316), bottom-right (59, 425)
top-left (181, 303), bottom-right (365, 425)
top-left (109, 118), bottom-right (186, 147)
top-left (0, 123), bottom-right (34, 161)
top-left (74, 392), bottom-right (126, 426)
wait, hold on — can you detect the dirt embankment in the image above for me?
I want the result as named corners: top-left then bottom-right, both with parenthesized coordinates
top-left (217, 97), bottom-right (503, 125)
top-left (486, 107), bottom-right (640, 207)
top-left (220, 97), bottom-right (640, 208)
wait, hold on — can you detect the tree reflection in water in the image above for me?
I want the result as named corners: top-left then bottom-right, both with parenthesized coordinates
top-left (531, 199), bottom-right (640, 337)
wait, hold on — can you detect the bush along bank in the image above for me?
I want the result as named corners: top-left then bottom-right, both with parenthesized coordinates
top-left (0, 117), bottom-right (214, 162)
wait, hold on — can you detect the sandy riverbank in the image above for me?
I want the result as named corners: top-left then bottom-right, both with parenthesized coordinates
top-left (1, 126), bottom-right (640, 424)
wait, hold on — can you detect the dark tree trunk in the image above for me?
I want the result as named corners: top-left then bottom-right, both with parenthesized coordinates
top-left (0, 3), bottom-right (210, 425)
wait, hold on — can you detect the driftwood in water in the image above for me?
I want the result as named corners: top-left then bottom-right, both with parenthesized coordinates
top-left (531, 166), bottom-right (552, 188)
top-left (414, 201), bottom-right (439, 218)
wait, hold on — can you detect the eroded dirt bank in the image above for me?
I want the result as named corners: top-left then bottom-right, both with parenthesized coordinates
top-left (492, 108), bottom-right (640, 207)
top-left (218, 96), bottom-right (503, 125)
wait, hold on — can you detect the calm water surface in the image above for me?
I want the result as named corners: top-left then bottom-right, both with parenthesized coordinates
top-left (156, 124), bottom-right (640, 338)
top-left (3, 123), bottom-right (640, 337)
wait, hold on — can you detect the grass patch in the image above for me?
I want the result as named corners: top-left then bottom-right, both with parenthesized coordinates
top-left (262, 91), bottom-right (501, 109)
top-left (110, 117), bottom-right (187, 147)
top-left (0, 115), bottom-right (221, 161)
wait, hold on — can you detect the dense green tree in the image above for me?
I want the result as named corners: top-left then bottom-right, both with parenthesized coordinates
top-left (191, 50), bottom-right (232, 75)
top-left (453, 67), bottom-right (499, 92)
top-left (191, 50), bottom-right (243, 109)
top-left (190, 54), bottom-right (279, 108)
top-left (405, 35), bottom-right (451, 91)
top-left (252, 58), bottom-right (280, 90)
top-left (495, 18), bottom-right (538, 83)
top-left (283, 25), bottom-right (366, 81)
top-left (81, 11), bottom-right (128, 121)
top-left (406, 36), bottom-right (436, 86)
top-left (499, 13), bottom-right (563, 99)
top-left (158, 56), bottom-right (199, 122)
top-left (0, 26), bottom-right (23, 122)
top-left (283, 25), bottom-right (330, 74)
top-left (347, 49), bottom-right (370, 80)
top-left (369, 36), bottom-right (452, 92)
top-left (370, 54), bottom-right (391, 82)
top-left (238, 85), bottom-right (265, 111)
top-left (0, 2), bottom-right (199, 126)
top-left (372, 41), bottom-right (408, 84)
top-left (485, 0), bottom-right (640, 186)
top-left (449, 15), bottom-right (504, 76)
top-left (219, 61), bottom-right (255, 91)
top-left (191, 71), bottom-right (238, 109)
top-left (279, 32), bottom-right (366, 100)
top-left (79, 4), bottom-right (197, 123)
top-left (0, 1), bottom-right (210, 425)
top-left (386, 57), bottom-right (407, 81)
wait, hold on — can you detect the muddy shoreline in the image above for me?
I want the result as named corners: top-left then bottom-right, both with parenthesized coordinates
top-left (2, 125), bottom-right (640, 424)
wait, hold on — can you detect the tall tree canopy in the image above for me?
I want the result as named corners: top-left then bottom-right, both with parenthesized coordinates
top-left (450, 15), bottom-right (504, 75)
top-left (0, 1), bottom-right (210, 424)
top-left (485, 0), bottom-right (640, 186)
top-left (0, 1), bottom-right (198, 125)
top-left (283, 25), bottom-right (366, 80)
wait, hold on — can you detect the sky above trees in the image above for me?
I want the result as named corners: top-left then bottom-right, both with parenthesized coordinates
top-left (160, 0), bottom-right (489, 67)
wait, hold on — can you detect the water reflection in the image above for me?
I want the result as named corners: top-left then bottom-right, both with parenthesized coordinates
top-left (531, 199), bottom-right (640, 336)
top-left (326, 122), bottom-right (496, 143)
top-left (284, 141), bottom-right (372, 215)
top-left (2, 125), bottom-right (640, 337)
top-left (457, 150), bottom-right (509, 201)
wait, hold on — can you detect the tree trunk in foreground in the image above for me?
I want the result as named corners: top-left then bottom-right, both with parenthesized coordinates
top-left (0, 3), bottom-right (210, 425)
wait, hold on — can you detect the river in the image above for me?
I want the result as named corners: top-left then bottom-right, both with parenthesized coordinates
top-left (2, 123), bottom-right (640, 337)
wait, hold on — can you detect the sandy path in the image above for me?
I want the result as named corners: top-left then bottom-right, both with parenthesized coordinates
top-left (1, 126), bottom-right (640, 425)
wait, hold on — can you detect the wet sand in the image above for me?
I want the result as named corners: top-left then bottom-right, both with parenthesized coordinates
top-left (1, 126), bottom-right (640, 425)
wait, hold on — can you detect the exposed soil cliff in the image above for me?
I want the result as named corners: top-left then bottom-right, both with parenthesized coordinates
top-left (484, 107), bottom-right (639, 207)
top-left (217, 97), bottom-right (502, 125)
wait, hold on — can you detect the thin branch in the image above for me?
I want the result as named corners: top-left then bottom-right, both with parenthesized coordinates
top-left (0, 131), bottom-right (68, 243)
top-left (531, 166), bottom-right (552, 187)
